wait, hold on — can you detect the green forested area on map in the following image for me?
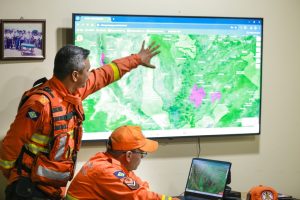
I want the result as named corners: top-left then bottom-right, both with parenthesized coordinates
top-left (75, 32), bottom-right (260, 133)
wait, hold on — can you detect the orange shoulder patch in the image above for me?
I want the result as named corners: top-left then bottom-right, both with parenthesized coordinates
top-left (123, 177), bottom-right (139, 190)
top-left (37, 95), bottom-right (49, 105)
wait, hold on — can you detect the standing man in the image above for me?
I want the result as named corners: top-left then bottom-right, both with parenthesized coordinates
top-left (66, 125), bottom-right (180, 200)
top-left (0, 41), bottom-right (160, 200)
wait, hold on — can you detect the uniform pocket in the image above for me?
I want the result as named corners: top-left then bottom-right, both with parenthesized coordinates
top-left (31, 154), bottom-right (74, 187)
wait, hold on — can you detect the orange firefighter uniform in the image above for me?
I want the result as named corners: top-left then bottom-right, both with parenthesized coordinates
top-left (0, 54), bottom-right (142, 199)
top-left (66, 152), bottom-right (174, 200)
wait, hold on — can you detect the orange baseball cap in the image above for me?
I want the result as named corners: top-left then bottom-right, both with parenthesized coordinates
top-left (109, 125), bottom-right (158, 153)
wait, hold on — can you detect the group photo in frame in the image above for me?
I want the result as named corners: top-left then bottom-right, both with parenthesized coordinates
top-left (0, 19), bottom-right (45, 60)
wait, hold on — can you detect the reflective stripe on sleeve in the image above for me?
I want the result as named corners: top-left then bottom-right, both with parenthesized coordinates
top-left (0, 159), bottom-right (16, 169)
top-left (67, 130), bottom-right (74, 158)
top-left (31, 133), bottom-right (50, 145)
top-left (109, 62), bottom-right (120, 81)
top-left (68, 129), bottom-right (74, 139)
top-left (161, 195), bottom-right (173, 200)
top-left (54, 135), bottom-right (67, 161)
top-left (37, 165), bottom-right (70, 181)
top-left (25, 143), bottom-right (49, 155)
top-left (65, 194), bottom-right (79, 200)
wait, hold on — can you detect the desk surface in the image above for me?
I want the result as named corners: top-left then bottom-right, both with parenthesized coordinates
top-left (235, 192), bottom-right (296, 200)
top-left (223, 192), bottom-right (246, 200)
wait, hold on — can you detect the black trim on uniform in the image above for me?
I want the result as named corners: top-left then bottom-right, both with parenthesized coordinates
top-left (52, 107), bottom-right (63, 113)
top-left (42, 87), bottom-right (54, 98)
top-left (53, 111), bottom-right (75, 121)
top-left (54, 124), bottom-right (67, 131)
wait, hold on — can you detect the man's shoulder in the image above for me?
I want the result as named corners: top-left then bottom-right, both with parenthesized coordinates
top-left (24, 93), bottom-right (51, 106)
top-left (22, 81), bottom-right (64, 107)
top-left (88, 153), bottom-right (124, 175)
top-left (89, 152), bottom-right (113, 167)
top-left (17, 93), bottom-right (51, 114)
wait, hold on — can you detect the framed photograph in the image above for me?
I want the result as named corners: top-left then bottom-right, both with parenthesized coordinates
top-left (0, 19), bottom-right (46, 60)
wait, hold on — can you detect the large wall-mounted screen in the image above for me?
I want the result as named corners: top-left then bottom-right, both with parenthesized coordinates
top-left (72, 14), bottom-right (263, 140)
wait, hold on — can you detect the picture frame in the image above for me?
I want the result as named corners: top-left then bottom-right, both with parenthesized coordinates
top-left (0, 19), bottom-right (46, 60)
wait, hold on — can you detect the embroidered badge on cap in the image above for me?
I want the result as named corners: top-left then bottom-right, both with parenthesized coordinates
top-left (123, 177), bottom-right (140, 190)
top-left (261, 191), bottom-right (274, 200)
top-left (26, 108), bottom-right (40, 121)
top-left (113, 170), bottom-right (126, 179)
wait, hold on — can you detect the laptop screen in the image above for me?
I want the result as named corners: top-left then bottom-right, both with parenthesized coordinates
top-left (184, 158), bottom-right (231, 199)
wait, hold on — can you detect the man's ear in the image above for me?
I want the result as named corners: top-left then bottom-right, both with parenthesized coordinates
top-left (71, 70), bottom-right (79, 82)
top-left (125, 151), bottom-right (133, 162)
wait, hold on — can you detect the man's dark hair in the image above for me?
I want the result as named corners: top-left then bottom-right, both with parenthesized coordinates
top-left (53, 45), bottom-right (90, 80)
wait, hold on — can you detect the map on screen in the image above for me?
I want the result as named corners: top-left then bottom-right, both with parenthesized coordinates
top-left (72, 14), bottom-right (263, 140)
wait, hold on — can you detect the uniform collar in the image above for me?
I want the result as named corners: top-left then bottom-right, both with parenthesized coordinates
top-left (104, 152), bottom-right (130, 174)
top-left (49, 76), bottom-right (82, 106)
top-left (49, 76), bottom-right (71, 96)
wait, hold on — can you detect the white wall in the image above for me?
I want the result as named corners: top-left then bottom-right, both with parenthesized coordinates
top-left (1, 0), bottom-right (300, 198)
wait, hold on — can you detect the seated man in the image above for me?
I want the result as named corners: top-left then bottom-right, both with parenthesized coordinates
top-left (66, 125), bottom-right (180, 200)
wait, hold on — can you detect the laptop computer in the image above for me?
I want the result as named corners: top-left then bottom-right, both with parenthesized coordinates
top-left (178, 158), bottom-right (231, 200)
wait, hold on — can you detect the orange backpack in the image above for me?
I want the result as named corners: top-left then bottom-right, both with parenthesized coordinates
top-left (247, 185), bottom-right (278, 200)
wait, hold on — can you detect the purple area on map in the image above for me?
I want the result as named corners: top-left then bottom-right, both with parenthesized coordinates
top-left (211, 92), bottom-right (221, 103)
top-left (190, 85), bottom-right (206, 108)
top-left (100, 53), bottom-right (105, 66)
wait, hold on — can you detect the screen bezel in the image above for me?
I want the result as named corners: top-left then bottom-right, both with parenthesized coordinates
top-left (184, 158), bottom-right (232, 199)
